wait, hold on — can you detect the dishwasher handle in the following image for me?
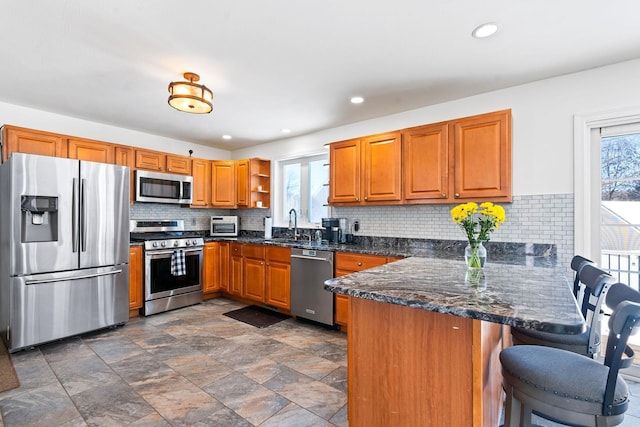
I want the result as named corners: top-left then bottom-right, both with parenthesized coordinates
top-left (291, 254), bottom-right (333, 263)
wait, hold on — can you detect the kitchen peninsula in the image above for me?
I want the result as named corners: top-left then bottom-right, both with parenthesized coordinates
top-left (324, 257), bottom-right (584, 427)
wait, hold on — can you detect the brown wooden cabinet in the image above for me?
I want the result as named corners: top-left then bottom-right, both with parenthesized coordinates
top-left (265, 246), bottom-right (291, 310)
top-left (135, 149), bottom-right (165, 171)
top-left (329, 132), bottom-right (402, 205)
top-left (2, 125), bottom-right (67, 162)
top-left (114, 146), bottom-right (136, 204)
top-left (402, 122), bottom-right (449, 201)
top-left (229, 242), bottom-right (243, 296)
top-left (334, 252), bottom-right (398, 327)
top-left (191, 158), bottom-right (211, 207)
top-left (218, 241), bottom-right (230, 293)
top-left (68, 138), bottom-right (114, 163)
top-left (211, 160), bottom-right (236, 207)
top-left (329, 138), bottom-right (361, 203)
top-left (452, 109), bottom-right (511, 202)
top-left (129, 245), bottom-right (143, 312)
top-left (203, 242), bottom-right (220, 294)
top-left (166, 154), bottom-right (192, 175)
top-left (243, 244), bottom-right (266, 302)
top-left (235, 159), bottom-right (250, 207)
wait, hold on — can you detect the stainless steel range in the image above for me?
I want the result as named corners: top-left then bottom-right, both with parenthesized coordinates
top-left (130, 220), bottom-right (204, 316)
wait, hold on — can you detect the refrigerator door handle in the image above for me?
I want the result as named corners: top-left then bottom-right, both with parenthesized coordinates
top-left (81, 178), bottom-right (87, 252)
top-left (24, 269), bottom-right (123, 285)
top-left (72, 177), bottom-right (79, 253)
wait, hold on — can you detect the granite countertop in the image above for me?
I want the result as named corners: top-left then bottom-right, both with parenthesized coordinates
top-left (324, 257), bottom-right (584, 334)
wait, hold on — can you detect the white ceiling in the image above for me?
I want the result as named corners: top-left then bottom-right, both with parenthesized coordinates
top-left (1, 1), bottom-right (639, 151)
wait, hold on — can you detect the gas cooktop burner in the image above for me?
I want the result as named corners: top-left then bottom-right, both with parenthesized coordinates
top-left (129, 219), bottom-right (204, 250)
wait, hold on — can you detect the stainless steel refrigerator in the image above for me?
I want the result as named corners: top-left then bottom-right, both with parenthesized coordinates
top-left (0, 153), bottom-right (130, 352)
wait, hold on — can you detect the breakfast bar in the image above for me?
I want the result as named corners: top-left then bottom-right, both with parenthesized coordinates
top-left (324, 257), bottom-right (584, 427)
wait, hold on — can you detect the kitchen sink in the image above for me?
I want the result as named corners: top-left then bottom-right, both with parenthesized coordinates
top-left (264, 238), bottom-right (330, 249)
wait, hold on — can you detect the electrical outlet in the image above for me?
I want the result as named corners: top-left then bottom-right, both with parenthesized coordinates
top-left (353, 220), bottom-right (360, 232)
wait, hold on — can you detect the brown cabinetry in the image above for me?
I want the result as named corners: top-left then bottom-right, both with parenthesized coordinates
top-left (329, 132), bottom-right (402, 205)
top-left (265, 246), bottom-right (291, 309)
top-left (68, 138), bottom-right (114, 163)
top-left (191, 158), bottom-right (211, 207)
top-left (229, 242), bottom-right (243, 296)
top-left (166, 154), bottom-right (192, 175)
top-left (334, 252), bottom-right (398, 327)
top-left (203, 242), bottom-right (220, 294)
top-left (236, 159), bottom-right (250, 207)
top-left (129, 245), bottom-right (143, 312)
top-left (115, 146), bottom-right (136, 204)
top-left (402, 122), bottom-right (449, 201)
top-left (211, 160), bottom-right (236, 207)
top-left (452, 110), bottom-right (511, 201)
top-left (243, 244), bottom-right (266, 302)
top-left (2, 125), bottom-right (67, 162)
top-left (250, 158), bottom-right (271, 209)
top-left (135, 149), bottom-right (165, 171)
top-left (218, 241), bottom-right (230, 292)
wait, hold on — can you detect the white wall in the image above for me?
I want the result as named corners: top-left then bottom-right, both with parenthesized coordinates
top-left (232, 58), bottom-right (640, 197)
top-left (0, 101), bottom-right (230, 160)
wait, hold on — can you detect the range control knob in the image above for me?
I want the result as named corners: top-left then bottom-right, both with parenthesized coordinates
top-left (152, 242), bottom-right (158, 248)
top-left (192, 240), bottom-right (198, 245)
top-left (173, 241), bottom-right (179, 247)
top-left (185, 241), bottom-right (191, 246)
top-left (160, 241), bottom-right (166, 247)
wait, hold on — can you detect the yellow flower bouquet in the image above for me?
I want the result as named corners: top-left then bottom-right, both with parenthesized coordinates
top-left (451, 202), bottom-right (506, 268)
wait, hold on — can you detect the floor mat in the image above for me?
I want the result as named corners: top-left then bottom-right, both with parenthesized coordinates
top-left (0, 339), bottom-right (19, 393)
top-left (223, 305), bottom-right (289, 328)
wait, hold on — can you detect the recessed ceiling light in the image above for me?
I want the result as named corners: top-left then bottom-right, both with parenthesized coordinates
top-left (472, 23), bottom-right (498, 39)
top-left (350, 96), bottom-right (364, 104)
top-left (222, 134), bottom-right (232, 140)
top-left (281, 128), bottom-right (291, 133)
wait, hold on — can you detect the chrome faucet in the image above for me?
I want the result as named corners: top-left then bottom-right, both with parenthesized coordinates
top-left (288, 208), bottom-right (300, 240)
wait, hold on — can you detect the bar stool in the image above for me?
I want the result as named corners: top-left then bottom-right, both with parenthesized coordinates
top-left (570, 255), bottom-right (594, 301)
top-left (510, 264), bottom-right (613, 357)
top-left (500, 284), bottom-right (640, 427)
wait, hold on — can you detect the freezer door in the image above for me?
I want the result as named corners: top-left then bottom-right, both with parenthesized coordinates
top-left (4, 154), bottom-right (79, 275)
top-left (6, 265), bottom-right (129, 352)
top-left (79, 161), bottom-right (129, 268)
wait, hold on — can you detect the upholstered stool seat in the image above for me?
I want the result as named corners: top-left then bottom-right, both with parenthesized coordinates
top-left (501, 345), bottom-right (628, 425)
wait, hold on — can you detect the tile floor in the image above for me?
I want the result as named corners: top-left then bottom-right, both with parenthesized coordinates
top-left (0, 297), bottom-right (638, 427)
top-left (0, 298), bottom-right (348, 426)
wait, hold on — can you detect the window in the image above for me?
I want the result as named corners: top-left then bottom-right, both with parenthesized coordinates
top-left (276, 153), bottom-right (329, 227)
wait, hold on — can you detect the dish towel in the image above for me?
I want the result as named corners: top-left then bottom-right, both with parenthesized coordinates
top-left (171, 250), bottom-right (186, 276)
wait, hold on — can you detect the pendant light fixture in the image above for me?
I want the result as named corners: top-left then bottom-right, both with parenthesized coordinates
top-left (168, 72), bottom-right (213, 114)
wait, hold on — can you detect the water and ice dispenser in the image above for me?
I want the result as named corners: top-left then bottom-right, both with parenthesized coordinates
top-left (20, 195), bottom-right (58, 242)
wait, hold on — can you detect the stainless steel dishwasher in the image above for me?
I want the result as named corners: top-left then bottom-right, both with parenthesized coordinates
top-left (290, 248), bottom-right (335, 326)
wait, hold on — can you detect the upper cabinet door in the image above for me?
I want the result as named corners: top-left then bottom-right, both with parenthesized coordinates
top-left (68, 138), bottom-right (115, 163)
top-left (211, 160), bottom-right (236, 207)
top-left (191, 158), bottom-right (211, 207)
top-left (403, 123), bottom-right (449, 201)
top-left (361, 131), bottom-right (402, 202)
top-left (166, 154), bottom-right (192, 175)
top-left (2, 125), bottom-right (67, 162)
top-left (235, 159), bottom-right (249, 206)
top-left (329, 138), bottom-right (361, 203)
top-left (452, 109), bottom-right (512, 201)
top-left (135, 149), bottom-right (164, 171)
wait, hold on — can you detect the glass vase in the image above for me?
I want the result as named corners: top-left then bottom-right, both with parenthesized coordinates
top-left (465, 242), bottom-right (487, 269)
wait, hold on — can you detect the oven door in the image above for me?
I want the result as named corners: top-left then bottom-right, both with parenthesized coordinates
top-left (145, 248), bottom-right (202, 301)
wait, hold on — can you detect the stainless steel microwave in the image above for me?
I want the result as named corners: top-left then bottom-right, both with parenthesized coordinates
top-left (135, 170), bottom-right (193, 204)
top-left (210, 216), bottom-right (239, 237)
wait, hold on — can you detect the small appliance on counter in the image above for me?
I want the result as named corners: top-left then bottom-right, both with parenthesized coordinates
top-left (210, 216), bottom-right (239, 237)
top-left (321, 217), bottom-right (348, 243)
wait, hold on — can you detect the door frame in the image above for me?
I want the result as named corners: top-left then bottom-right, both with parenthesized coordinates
top-left (573, 106), bottom-right (640, 260)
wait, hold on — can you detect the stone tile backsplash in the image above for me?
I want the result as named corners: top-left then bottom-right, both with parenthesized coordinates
top-left (130, 194), bottom-right (574, 272)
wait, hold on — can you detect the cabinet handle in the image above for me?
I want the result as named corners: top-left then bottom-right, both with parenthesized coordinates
top-left (364, 197), bottom-right (368, 201)
top-left (357, 262), bottom-right (362, 266)
top-left (454, 193), bottom-right (460, 198)
top-left (355, 197), bottom-right (360, 202)
top-left (441, 192), bottom-right (446, 198)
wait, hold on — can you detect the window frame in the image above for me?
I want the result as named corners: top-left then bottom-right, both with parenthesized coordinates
top-left (273, 151), bottom-right (329, 228)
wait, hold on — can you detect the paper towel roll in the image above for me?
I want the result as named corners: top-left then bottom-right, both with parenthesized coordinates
top-left (264, 217), bottom-right (273, 239)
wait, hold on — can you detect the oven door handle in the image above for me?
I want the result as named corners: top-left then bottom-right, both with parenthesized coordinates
top-left (147, 248), bottom-right (203, 257)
